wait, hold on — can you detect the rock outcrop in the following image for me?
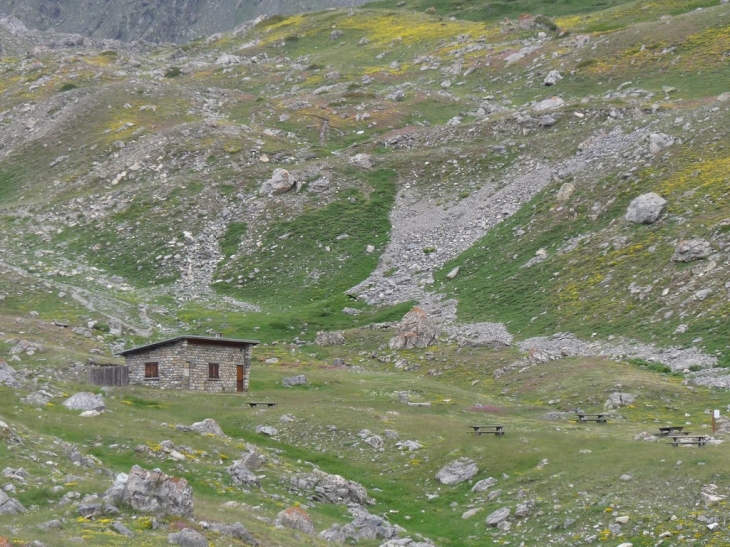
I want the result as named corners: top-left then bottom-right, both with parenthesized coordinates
top-left (286, 469), bottom-right (374, 505)
top-left (435, 458), bottom-right (478, 485)
top-left (625, 193), bottom-right (666, 224)
top-left (389, 308), bottom-right (439, 350)
top-left (120, 465), bottom-right (194, 518)
top-left (62, 392), bottom-right (105, 412)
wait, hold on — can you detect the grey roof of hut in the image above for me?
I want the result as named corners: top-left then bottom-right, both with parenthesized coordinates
top-left (117, 335), bottom-right (259, 356)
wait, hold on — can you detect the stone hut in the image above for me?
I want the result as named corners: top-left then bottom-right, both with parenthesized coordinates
top-left (118, 335), bottom-right (259, 392)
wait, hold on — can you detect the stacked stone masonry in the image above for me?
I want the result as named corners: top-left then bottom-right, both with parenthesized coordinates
top-left (123, 337), bottom-right (256, 393)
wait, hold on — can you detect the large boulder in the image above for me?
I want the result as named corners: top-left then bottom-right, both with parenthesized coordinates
top-left (315, 331), bottom-right (346, 346)
top-left (188, 418), bottom-right (227, 437)
top-left (389, 308), bottom-right (439, 350)
top-left (605, 392), bottom-right (636, 409)
top-left (435, 458), bottom-right (478, 485)
top-left (672, 239), bottom-right (711, 262)
top-left (0, 360), bottom-right (20, 388)
top-left (121, 465), bottom-right (194, 518)
top-left (648, 132), bottom-right (675, 153)
top-left (62, 392), bottom-right (105, 412)
top-left (0, 490), bottom-right (25, 515)
top-left (208, 522), bottom-right (256, 545)
top-left (471, 477), bottom-right (498, 493)
top-left (286, 469), bottom-right (374, 505)
top-left (349, 153), bottom-right (373, 170)
top-left (169, 528), bottom-right (208, 547)
top-left (533, 96), bottom-right (565, 111)
top-left (485, 507), bottom-right (511, 526)
top-left (275, 506), bottom-right (315, 534)
top-left (259, 168), bottom-right (296, 196)
top-left (625, 193), bottom-right (666, 224)
top-left (228, 460), bottom-right (260, 489)
top-left (282, 375), bottom-right (306, 387)
top-left (320, 504), bottom-right (402, 543)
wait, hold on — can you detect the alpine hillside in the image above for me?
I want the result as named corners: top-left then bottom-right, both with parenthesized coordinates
top-left (1, 1), bottom-right (730, 546)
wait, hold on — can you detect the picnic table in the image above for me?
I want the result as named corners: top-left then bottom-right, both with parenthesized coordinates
top-left (468, 425), bottom-right (505, 436)
top-left (575, 413), bottom-right (608, 423)
top-left (658, 426), bottom-right (684, 436)
top-left (246, 402), bottom-right (277, 408)
top-left (668, 434), bottom-right (708, 447)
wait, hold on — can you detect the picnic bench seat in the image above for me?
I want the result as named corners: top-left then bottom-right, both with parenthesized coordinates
top-left (669, 434), bottom-right (708, 447)
top-left (575, 413), bottom-right (608, 423)
top-left (246, 402), bottom-right (277, 408)
top-left (469, 425), bottom-right (505, 436)
top-left (658, 426), bottom-right (684, 436)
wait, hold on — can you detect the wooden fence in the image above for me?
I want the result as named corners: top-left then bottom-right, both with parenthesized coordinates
top-left (88, 365), bottom-right (129, 387)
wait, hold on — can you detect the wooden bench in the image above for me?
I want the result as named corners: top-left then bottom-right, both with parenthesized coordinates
top-left (469, 425), bottom-right (505, 436)
top-left (575, 413), bottom-right (608, 423)
top-left (669, 434), bottom-right (707, 447)
top-left (246, 402), bottom-right (277, 408)
top-left (658, 426), bottom-right (684, 436)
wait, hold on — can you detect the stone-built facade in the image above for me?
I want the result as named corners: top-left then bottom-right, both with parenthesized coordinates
top-left (118, 336), bottom-right (259, 392)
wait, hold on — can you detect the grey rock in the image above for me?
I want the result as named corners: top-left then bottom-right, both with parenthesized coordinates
top-left (514, 500), bottom-right (534, 518)
top-left (625, 193), bottom-right (666, 224)
top-left (0, 490), bottom-right (25, 514)
top-left (435, 457), bottom-right (478, 485)
top-left (672, 239), bottom-right (711, 262)
top-left (110, 521), bottom-right (134, 537)
top-left (320, 504), bottom-right (401, 543)
top-left (282, 374), bottom-right (307, 387)
top-left (121, 465), bottom-right (194, 518)
top-left (488, 489), bottom-right (503, 501)
top-left (255, 425), bottom-right (278, 436)
top-left (649, 132), bottom-right (675, 153)
top-left (389, 307), bottom-right (439, 350)
top-left (22, 391), bottom-right (51, 407)
top-left (396, 440), bottom-right (422, 451)
top-left (471, 477), bottom-right (497, 492)
top-left (349, 153), bottom-right (373, 170)
top-left (63, 392), bottom-right (105, 412)
top-left (37, 519), bottom-right (63, 531)
top-left (169, 528), bottom-right (208, 547)
top-left (77, 502), bottom-right (101, 518)
top-left (208, 522), bottom-right (256, 545)
top-left (540, 115), bottom-right (557, 127)
top-left (544, 70), bottom-right (563, 86)
top-left (365, 435), bottom-right (384, 448)
top-left (275, 506), bottom-right (315, 534)
top-left (449, 322), bottom-right (512, 348)
top-left (260, 168), bottom-right (296, 196)
top-left (605, 392), bottom-right (635, 409)
top-left (188, 418), bottom-right (227, 437)
top-left (533, 97), bottom-right (565, 111)
top-left (485, 507), bottom-right (511, 526)
top-left (0, 360), bottom-right (21, 388)
top-left (103, 473), bottom-right (128, 508)
top-left (556, 183), bottom-right (575, 202)
top-left (228, 460), bottom-right (261, 489)
top-left (446, 267), bottom-right (460, 279)
top-left (238, 449), bottom-right (266, 470)
top-left (315, 331), bottom-right (346, 346)
top-left (287, 469), bottom-right (374, 505)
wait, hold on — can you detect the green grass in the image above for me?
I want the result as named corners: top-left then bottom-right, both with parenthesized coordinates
top-left (213, 168), bottom-right (399, 332)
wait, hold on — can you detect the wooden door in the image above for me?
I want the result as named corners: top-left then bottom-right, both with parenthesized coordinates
top-left (236, 365), bottom-right (244, 392)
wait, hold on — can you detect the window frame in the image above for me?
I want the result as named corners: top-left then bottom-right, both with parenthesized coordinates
top-left (208, 363), bottom-right (220, 380)
top-left (144, 362), bottom-right (159, 379)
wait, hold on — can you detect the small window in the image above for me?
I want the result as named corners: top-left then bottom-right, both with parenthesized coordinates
top-left (144, 362), bottom-right (159, 379)
top-left (208, 363), bottom-right (220, 379)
